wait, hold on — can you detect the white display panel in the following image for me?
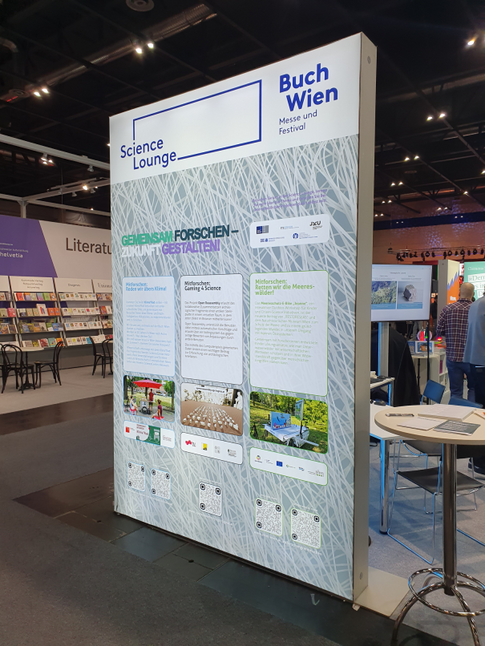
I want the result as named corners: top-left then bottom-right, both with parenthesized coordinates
top-left (111, 34), bottom-right (376, 601)
top-left (371, 264), bottom-right (432, 322)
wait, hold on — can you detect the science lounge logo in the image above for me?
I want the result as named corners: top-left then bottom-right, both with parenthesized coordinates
top-left (119, 136), bottom-right (177, 172)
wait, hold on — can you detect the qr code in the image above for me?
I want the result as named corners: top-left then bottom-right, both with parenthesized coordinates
top-left (290, 508), bottom-right (321, 548)
top-left (127, 461), bottom-right (145, 492)
top-left (255, 498), bottom-right (283, 536)
top-left (150, 468), bottom-right (171, 500)
top-left (199, 482), bottom-right (222, 516)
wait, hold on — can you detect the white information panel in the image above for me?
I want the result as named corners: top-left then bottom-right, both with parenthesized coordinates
top-left (111, 33), bottom-right (376, 601)
top-left (371, 264), bottom-right (432, 322)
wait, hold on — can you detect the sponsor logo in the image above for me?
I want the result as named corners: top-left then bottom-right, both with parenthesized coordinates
top-left (202, 443), bottom-right (208, 451)
top-left (228, 449), bottom-right (237, 458)
top-left (292, 233), bottom-right (299, 239)
top-left (185, 439), bottom-right (195, 447)
top-left (276, 460), bottom-right (283, 467)
top-left (255, 454), bottom-right (262, 462)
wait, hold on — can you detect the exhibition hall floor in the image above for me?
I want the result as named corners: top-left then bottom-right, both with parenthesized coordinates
top-left (0, 392), bottom-right (462, 646)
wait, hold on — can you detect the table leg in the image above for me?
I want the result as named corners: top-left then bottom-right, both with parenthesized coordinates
top-left (379, 437), bottom-right (391, 533)
top-left (442, 443), bottom-right (457, 595)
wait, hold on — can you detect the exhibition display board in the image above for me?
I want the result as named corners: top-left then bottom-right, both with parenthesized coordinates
top-left (110, 34), bottom-right (376, 600)
top-left (437, 259), bottom-right (460, 318)
top-left (371, 264), bottom-right (432, 323)
top-left (464, 261), bottom-right (485, 297)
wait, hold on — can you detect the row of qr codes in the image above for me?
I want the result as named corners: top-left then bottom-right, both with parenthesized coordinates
top-left (127, 461), bottom-right (321, 549)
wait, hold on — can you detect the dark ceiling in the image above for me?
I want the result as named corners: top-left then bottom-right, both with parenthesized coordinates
top-left (0, 0), bottom-right (484, 220)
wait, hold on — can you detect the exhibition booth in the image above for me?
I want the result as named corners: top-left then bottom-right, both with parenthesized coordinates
top-left (3, 31), bottom-right (485, 645)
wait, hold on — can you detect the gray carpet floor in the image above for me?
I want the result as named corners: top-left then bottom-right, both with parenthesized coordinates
top-left (0, 411), bottom-right (338, 646)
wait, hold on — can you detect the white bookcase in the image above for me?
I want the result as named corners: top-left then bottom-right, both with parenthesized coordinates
top-left (55, 278), bottom-right (102, 347)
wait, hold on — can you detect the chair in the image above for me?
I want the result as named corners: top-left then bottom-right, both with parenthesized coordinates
top-left (34, 341), bottom-right (63, 387)
top-left (421, 379), bottom-right (445, 404)
top-left (102, 339), bottom-right (113, 377)
top-left (448, 396), bottom-right (481, 408)
top-left (1, 344), bottom-right (35, 394)
top-left (89, 336), bottom-right (106, 376)
top-left (388, 461), bottom-right (483, 564)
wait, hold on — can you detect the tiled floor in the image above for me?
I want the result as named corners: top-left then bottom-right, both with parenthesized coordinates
top-left (15, 468), bottom-right (454, 646)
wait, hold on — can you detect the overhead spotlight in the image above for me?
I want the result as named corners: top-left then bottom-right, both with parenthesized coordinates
top-left (460, 249), bottom-right (465, 255)
top-left (439, 112), bottom-right (446, 119)
top-left (398, 181), bottom-right (403, 186)
top-left (396, 253), bottom-right (402, 261)
top-left (94, 185), bottom-right (98, 189)
top-left (107, 143), bottom-right (110, 147)
top-left (135, 44), bottom-right (143, 54)
top-left (455, 251), bottom-right (459, 256)
top-left (437, 207), bottom-right (442, 211)
top-left (380, 213), bottom-right (384, 216)
top-left (481, 249), bottom-right (484, 255)
top-left (41, 86), bottom-right (49, 94)
top-left (147, 41), bottom-right (154, 49)
top-left (467, 38), bottom-right (476, 47)
top-left (71, 192), bottom-right (77, 197)
top-left (473, 249), bottom-right (478, 255)
top-left (468, 250), bottom-right (471, 256)
top-left (87, 164), bottom-right (94, 172)
top-left (404, 157), bottom-right (410, 162)
top-left (33, 90), bottom-right (41, 97)
top-left (90, 207), bottom-right (94, 211)
top-left (431, 251), bottom-right (435, 258)
top-left (448, 250), bottom-right (452, 255)
top-left (414, 252), bottom-right (418, 258)
top-left (388, 200), bottom-right (392, 203)
top-left (90, 188), bottom-right (95, 194)
top-left (444, 206), bottom-right (448, 210)
top-left (427, 115), bottom-right (433, 121)
top-left (82, 184), bottom-right (89, 191)
top-left (40, 153), bottom-right (48, 163)
top-left (425, 251), bottom-right (430, 257)
top-left (382, 200), bottom-right (386, 204)
top-left (414, 155), bottom-right (420, 160)
top-left (482, 170), bottom-right (485, 174)
top-left (464, 191), bottom-right (469, 195)
top-left (390, 182), bottom-right (396, 186)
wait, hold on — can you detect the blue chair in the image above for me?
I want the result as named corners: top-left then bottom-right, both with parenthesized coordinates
top-left (448, 396), bottom-right (482, 408)
top-left (420, 379), bottom-right (445, 405)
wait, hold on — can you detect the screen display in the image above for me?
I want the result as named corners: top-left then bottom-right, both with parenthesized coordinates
top-left (371, 264), bottom-right (432, 322)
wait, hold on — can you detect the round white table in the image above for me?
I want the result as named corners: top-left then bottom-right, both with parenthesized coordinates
top-left (375, 405), bottom-right (485, 646)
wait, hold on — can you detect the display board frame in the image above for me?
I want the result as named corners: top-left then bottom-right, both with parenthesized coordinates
top-left (110, 33), bottom-right (376, 601)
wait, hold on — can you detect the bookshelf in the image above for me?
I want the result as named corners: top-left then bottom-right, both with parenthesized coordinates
top-left (55, 278), bottom-right (102, 347)
top-left (0, 275), bottom-right (17, 344)
top-left (9, 276), bottom-right (63, 350)
top-left (93, 278), bottom-right (113, 337)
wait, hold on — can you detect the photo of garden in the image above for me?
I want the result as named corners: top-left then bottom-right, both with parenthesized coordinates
top-left (123, 375), bottom-right (175, 422)
top-left (249, 392), bottom-right (328, 453)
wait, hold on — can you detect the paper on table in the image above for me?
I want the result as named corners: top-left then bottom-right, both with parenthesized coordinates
top-left (398, 417), bottom-right (438, 431)
top-left (417, 404), bottom-right (476, 422)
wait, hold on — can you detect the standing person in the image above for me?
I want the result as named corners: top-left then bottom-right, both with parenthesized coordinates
top-left (156, 399), bottom-right (164, 419)
top-left (436, 282), bottom-right (475, 401)
top-left (148, 388), bottom-right (154, 413)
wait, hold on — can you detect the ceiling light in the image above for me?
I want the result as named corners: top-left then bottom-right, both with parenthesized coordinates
top-left (380, 213), bottom-right (384, 217)
top-left (71, 192), bottom-right (77, 197)
top-left (482, 170), bottom-right (485, 174)
top-left (135, 45), bottom-right (143, 54)
top-left (107, 143), bottom-right (110, 147)
top-left (464, 191), bottom-right (468, 195)
top-left (33, 90), bottom-right (41, 97)
top-left (387, 200), bottom-right (392, 203)
top-left (427, 116), bottom-right (433, 121)
top-left (404, 157), bottom-right (410, 162)
top-left (382, 200), bottom-right (385, 204)
top-left (82, 184), bottom-right (89, 191)
top-left (437, 207), bottom-right (442, 211)
top-left (398, 181), bottom-right (403, 186)
top-left (390, 182), bottom-right (395, 186)
top-left (90, 188), bottom-right (96, 194)
top-left (467, 38), bottom-right (476, 47)
top-left (87, 164), bottom-right (94, 172)
top-left (90, 207), bottom-right (94, 211)
top-left (414, 155), bottom-right (419, 160)
top-left (439, 112), bottom-right (446, 119)
top-left (147, 41), bottom-right (154, 49)
top-left (41, 86), bottom-right (49, 94)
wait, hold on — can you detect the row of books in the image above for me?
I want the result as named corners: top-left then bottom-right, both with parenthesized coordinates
top-left (66, 334), bottom-right (111, 346)
top-left (101, 320), bottom-right (113, 328)
top-left (64, 321), bottom-right (102, 330)
top-left (61, 307), bottom-right (100, 316)
top-left (19, 321), bottom-right (63, 333)
top-left (0, 292), bottom-right (11, 301)
top-left (58, 292), bottom-right (96, 300)
top-left (15, 292), bottom-right (56, 301)
top-left (99, 305), bottom-right (112, 315)
top-left (17, 306), bottom-right (60, 317)
top-left (0, 323), bottom-right (16, 335)
top-left (96, 293), bottom-right (112, 301)
top-left (22, 337), bottom-right (63, 348)
top-left (0, 308), bottom-right (16, 317)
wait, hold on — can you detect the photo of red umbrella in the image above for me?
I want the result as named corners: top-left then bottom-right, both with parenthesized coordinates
top-left (133, 379), bottom-right (162, 389)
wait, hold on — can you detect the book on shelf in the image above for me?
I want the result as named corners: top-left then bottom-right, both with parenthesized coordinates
top-left (36, 292), bottom-right (44, 300)
top-left (48, 338), bottom-right (57, 347)
top-left (22, 340), bottom-right (33, 348)
top-left (38, 322), bottom-right (47, 331)
top-left (0, 309), bottom-right (7, 317)
top-left (15, 292), bottom-right (24, 301)
top-left (42, 292), bottom-right (50, 300)
top-left (0, 323), bottom-right (10, 335)
top-left (47, 308), bottom-right (56, 316)
top-left (7, 308), bottom-right (16, 317)
top-left (31, 340), bottom-right (40, 348)
top-left (20, 323), bottom-right (30, 333)
top-left (27, 323), bottom-right (35, 333)
top-left (39, 338), bottom-right (49, 348)
top-left (36, 304), bottom-right (48, 316)
top-left (0, 291), bottom-right (10, 300)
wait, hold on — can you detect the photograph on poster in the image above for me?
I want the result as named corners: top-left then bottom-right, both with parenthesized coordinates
top-left (181, 383), bottom-right (243, 436)
top-left (123, 375), bottom-right (175, 422)
top-left (397, 280), bottom-right (424, 309)
top-left (370, 281), bottom-right (397, 309)
top-left (249, 392), bottom-right (328, 453)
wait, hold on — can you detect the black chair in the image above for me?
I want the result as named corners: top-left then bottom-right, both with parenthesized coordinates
top-left (34, 341), bottom-right (63, 387)
top-left (89, 336), bottom-right (106, 376)
top-left (102, 339), bottom-right (113, 377)
top-left (1, 344), bottom-right (35, 394)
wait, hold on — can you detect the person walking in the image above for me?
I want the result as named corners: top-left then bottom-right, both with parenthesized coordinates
top-left (436, 281), bottom-right (475, 400)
